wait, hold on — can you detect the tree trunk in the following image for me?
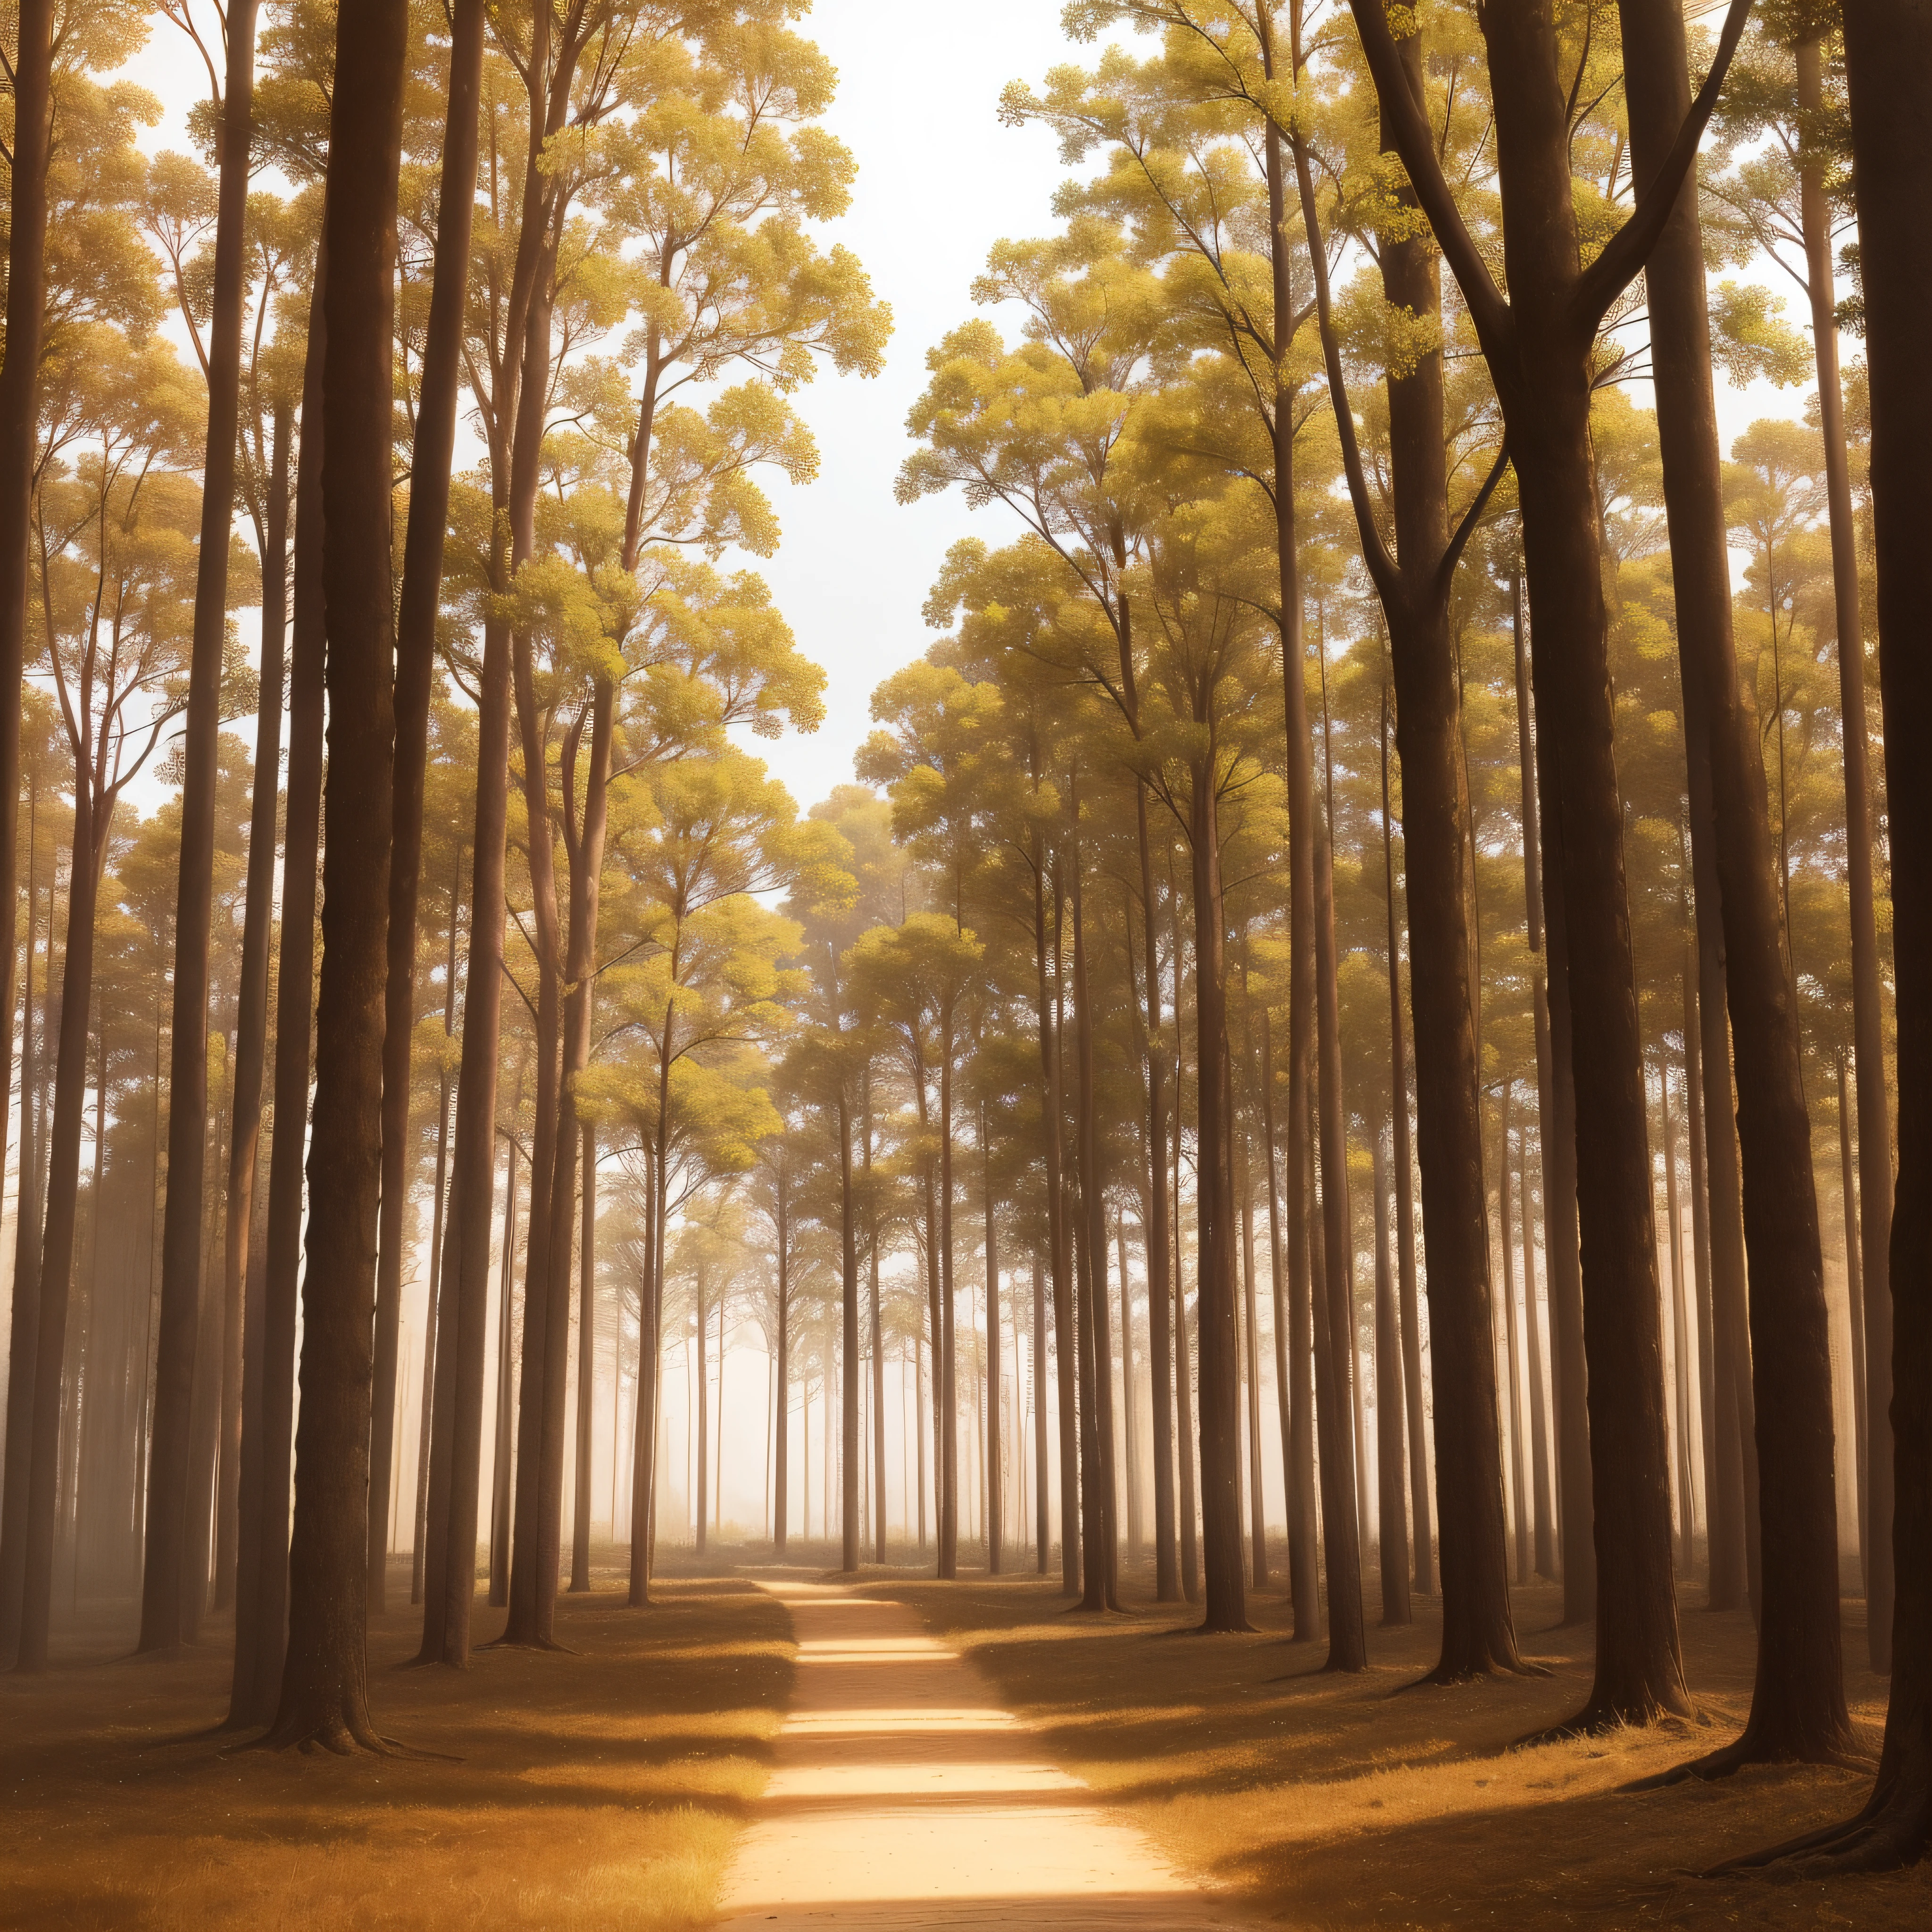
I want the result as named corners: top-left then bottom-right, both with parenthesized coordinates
top-left (225, 397), bottom-right (290, 1712)
top-left (1262, 1005), bottom-right (1317, 1637)
top-left (1047, 865), bottom-right (1079, 1593)
top-left (1190, 756), bottom-right (1249, 1634)
top-left (264, 0), bottom-right (404, 1747)
top-left (985, 1110), bottom-right (1002, 1574)
top-left (1373, 1133), bottom-right (1411, 1625)
top-left (1519, 1111), bottom-right (1556, 1582)
top-left (840, 1083), bottom-right (860, 1574)
top-left (1516, 589), bottom-right (1594, 1623)
top-left (1720, 0), bottom-right (1932, 1865)
top-left (1681, 932), bottom-right (1722, 1598)
top-left (234, 268), bottom-right (326, 1727)
top-left (1794, 31), bottom-right (1895, 1676)
top-left (1498, 1087), bottom-right (1529, 1587)
top-left (141, 0), bottom-right (260, 1658)
top-left (1621, 0), bottom-right (1852, 1767)
top-left (571, 1123), bottom-right (595, 1590)
top-left (15, 748), bottom-right (106, 1670)
top-left (0, 783), bottom-right (45, 1663)
top-left (1293, 76), bottom-right (1513, 1675)
top-left (369, 0), bottom-right (484, 1619)
top-left (0, 0), bottom-right (55, 1667)
top-left (1382, 693), bottom-right (1432, 1599)
top-left (412, 850), bottom-right (464, 1607)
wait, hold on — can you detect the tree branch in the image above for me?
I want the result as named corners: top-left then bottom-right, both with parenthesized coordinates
top-left (1574, 0), bottom-right (1756, 326)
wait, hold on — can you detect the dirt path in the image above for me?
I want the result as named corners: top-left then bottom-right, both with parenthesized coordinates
top-left (716, 1580), bottom-right (1249, 1929)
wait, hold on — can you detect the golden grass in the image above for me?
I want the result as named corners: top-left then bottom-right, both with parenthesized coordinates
top-left (878, 1562), bottom-right (1930, 1930)
top-left (2, 1565), bottom-right (791, 1931)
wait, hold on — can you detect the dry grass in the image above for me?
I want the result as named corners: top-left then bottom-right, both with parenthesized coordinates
top-left (2, 1562), bottom-right (791, 1931)
top-left (877, 1561), bottom-right (1929, 1930)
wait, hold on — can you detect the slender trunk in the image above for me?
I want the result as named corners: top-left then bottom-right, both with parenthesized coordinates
top-left (1263, 1005), bottom-right (1317, 1636)
top-left (1520, 1110), bottom-right (1556, 1581)
top-left (1190, 756), bottom-right (1249, 1633)
top-left (840, 1086), bottom-right (859, 1573)
top-left (984, 1110), bottom-right (1001, 1574)
top-left (1046, 864), bottom-right (1079, 1592)
top-left (1382, 692), bottom-right (1432, 1598)
top-left (1239, 1137), bottom-right (1266, 1586)
top-left (411, 850), bottom-right (464, 1606)
top-left (1682, 931), bottom-right (1722, 1597)
top-left (1796, 32), bottom-right (1894, 1675)
top-left (1373, 1133), bottom-right (1411, 1624)
top-left (570, 1123), bottom-right (595, 1590)
top-left (265, 0), bottom-right (404, 1745)
top-left (1663, 1065), bottom-right (1699, 1568)
top-left (237, 268), bottom-right (326, 1724)
top-left (1072, 840), bottom-right (1115, 1611)
top-left (369, 0), bottom-right (484, 1618)
top-left (0, 783), bottom-right (44, 1662)
top-left (0, 0), bottom-right (54, 1659)
top-left (141, 0), bottom-right (261, 1658)
top-left (226, 398), bottom-right (290, 1710)
top-left (1622, 0), bottom-right (1849, 1761)
top-left (1498, 1087), bottom-right (1529, 1587)
top-left (1837, 1052), bottom-right (1868, 1590)
top-left (15, 764), bottom-right (103, 1670)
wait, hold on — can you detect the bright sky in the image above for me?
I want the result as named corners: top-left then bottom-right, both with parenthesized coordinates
top-left (124, 1), bottom-right (1803, 820)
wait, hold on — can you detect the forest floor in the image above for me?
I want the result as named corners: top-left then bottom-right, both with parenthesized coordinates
top-left (8, 1547), bottom-right (1927, 1930)
top-left (872, 1559), bottom-right (1927, 1931)
top-left (2, 1553), bottom-right (791, 1931)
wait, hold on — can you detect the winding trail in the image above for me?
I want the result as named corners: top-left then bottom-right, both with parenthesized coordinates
top-left (716, 1579), bottom-right (1249, 1930)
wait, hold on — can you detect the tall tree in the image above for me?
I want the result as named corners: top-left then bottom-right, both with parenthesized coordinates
top-left (140, 0), bottom-right (260, 1655)
top-left (1619, 0), bottom-right (1854, 1775)
top-left (263, 0), bottom-right (405, 1752)
top-left (367, 0), bottom-right (485, 1618)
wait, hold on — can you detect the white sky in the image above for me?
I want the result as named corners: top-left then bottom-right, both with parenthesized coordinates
top-left (122, 0), bottom-right (1804, 819)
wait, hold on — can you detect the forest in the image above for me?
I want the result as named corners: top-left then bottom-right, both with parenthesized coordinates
top-left (3, 0), bottom-right (1931, 1926)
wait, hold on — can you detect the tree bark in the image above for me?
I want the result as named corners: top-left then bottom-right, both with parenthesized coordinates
top-left (1292, 72), bottom-right (1513, 1676)
top-left (1795, 31), bottom-right (1895, 1675)
top-left (15, 717), bottom-right (109, 1669)
top-left (1382, 694), bottom-right (1432, 1599)
top-left (141, 0), bottom-right (260, 1658)
top-left (571, 1122), bottom-right (595, 1590)
top-left (0, 0), bottom-right (55, 1668)
top-left (264, 0), bottom-right (405, 1748)
top-left (984, 1108), bottom-right (1002, 1574)
top-left (1719, 0), bottom-right (1932, 1866)
top-left (1621, 0), bottom-right (1852, 1767)
top-left (225, 397), bottom-right (290, 1711)
top-left (1373, 1133), bottom-right (1411, 1625)
top-left (369, 0), bottom-right (484, 1618)
top-left (0, 784), bottom-right (45, 1664)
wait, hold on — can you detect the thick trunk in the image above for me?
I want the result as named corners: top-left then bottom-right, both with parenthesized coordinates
top-left (369, 0), bottom-right (484, 1618)
top-left (1718, 0), bottom-right (1932, 1866)
top-left (266, 0), bottom-right (404, 1746)
top-left (140, 0), bottom-right (259, 1657)
top-left (1622, 0), bottom-right (1851, 1765)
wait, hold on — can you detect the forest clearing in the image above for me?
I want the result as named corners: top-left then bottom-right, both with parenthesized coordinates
top-left (6, 0), bottom-right (1932, 1924)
